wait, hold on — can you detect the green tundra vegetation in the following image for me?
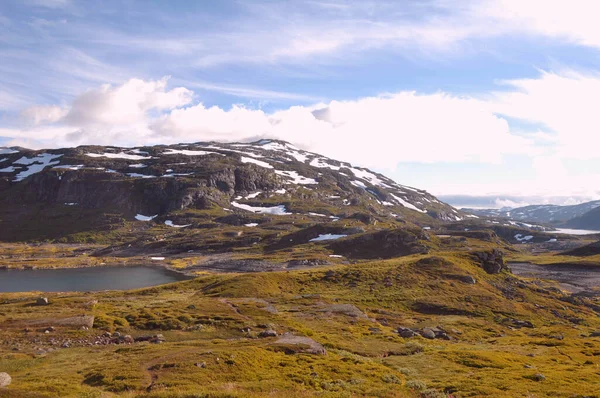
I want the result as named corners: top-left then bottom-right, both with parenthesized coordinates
top-left (1, 246), bottom-right (600, 397)
top-left (1, 142), bottom-right (600, 397)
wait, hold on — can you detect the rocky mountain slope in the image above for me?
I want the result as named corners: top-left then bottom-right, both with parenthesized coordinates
top-left (464, 200), bottom-right (600, 225)
top-left (563, 205), bottom-right (600, 230)
top-left (0, 140), bottom-right (461, 248)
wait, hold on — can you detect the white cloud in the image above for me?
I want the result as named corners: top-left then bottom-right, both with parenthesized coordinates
top-left (1, 77), bottom-right (536, 169)
top-left (490, 70), bottom-right (600, 160)
top-left (64, 77), bottom-right (192, 127)
top-left (473, 0), bottom-right (600, 49)
top-left (21, 105), bottom-right (68, 125)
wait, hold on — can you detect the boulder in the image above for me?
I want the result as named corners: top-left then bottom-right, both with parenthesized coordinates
top-left (259, 330), bottom-right (278, 338)
top-left (271, 333), bottom-right (327, 355)
top-left (0, 373), bottom-right (10, 387)
top-left (397, 327), bottom-right (417, 338)
top-left (420, 328), bottom-right (436, 339)
top-left (471, 249), bottom-right (505, 274)
top-left (36, 297), bottom-right (49, 306)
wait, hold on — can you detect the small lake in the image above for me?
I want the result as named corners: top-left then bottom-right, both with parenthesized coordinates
top-left (553, 228), bottom-right (600, 235)
top-left (0, 266), bottom-right (191, 293)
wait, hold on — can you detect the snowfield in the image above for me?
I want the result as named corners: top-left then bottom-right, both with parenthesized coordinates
top-left (135, 214), bottom-right (158, 221)
top-left (231, 202), bottom-right (291, 215)
top-left (87, 152), bottom-right (151, 160)
top-left (310, 234), bottom-right (348, 242)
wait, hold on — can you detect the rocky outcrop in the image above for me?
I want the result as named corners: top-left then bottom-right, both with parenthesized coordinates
top-left (471, 249), bottom-right (505, 274)
top-left (328, 229), bottom-right (429, 259)
top-left (271, 333), bottom-right (326, 355)
top-left (0, 140), bottom-right (462, 242)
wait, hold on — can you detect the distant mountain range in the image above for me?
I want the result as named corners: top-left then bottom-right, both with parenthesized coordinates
top-left (463, 200), bottom-right (600, 229)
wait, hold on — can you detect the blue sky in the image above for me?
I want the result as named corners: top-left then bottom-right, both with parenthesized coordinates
top-left (3, 0), bottom-right (600, 206)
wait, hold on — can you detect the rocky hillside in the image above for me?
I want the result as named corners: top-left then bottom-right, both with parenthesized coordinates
top-left (464, 200), bottom-right (600, 225)
top-left (0, 140), bottom-right (460, 246)
top-left (563, 205), bottom-right (600, 230)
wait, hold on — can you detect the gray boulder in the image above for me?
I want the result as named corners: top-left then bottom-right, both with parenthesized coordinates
top-left (36, 297), bottom-right (49, 306)
top-left (0, 372), bottom-right (11, 387)
top-left (420, 328), bottom-right (436, 339)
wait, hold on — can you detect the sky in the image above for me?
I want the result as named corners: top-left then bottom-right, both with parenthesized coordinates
top-left (2, 0), bottom-right (600, 207)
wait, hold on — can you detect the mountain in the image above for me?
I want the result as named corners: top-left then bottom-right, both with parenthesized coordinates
top-left (0, 140), bottom-right (461, 247)
top-left (463, 200), bottom-right (600, 225)
top-left (563, 205), bottom-right (600, 230)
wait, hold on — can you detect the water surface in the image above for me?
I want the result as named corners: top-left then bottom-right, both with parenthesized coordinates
top-left (553, 228), bottom-right (600, 235)
top-left (0, 266), bottom-right (190, 293)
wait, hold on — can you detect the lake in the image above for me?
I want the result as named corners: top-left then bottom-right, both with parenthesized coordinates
top-left (0, 266), bottom-right (191, 293)
top-left (553, 228), bottom-right (600, 235)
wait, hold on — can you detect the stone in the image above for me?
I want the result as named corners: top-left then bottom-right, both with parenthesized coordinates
top-left (259, 330), bottom-right (278, 338)
top-left (271, 333), bottom-right (327, 355)
top-left (36, 297), bottom-right (49, 306)
top-left (397, 327), bottom-right (416, 338)
top-left (531, 374), bottom-right (545, 382)
top-left (119, 335), bottom-right (134, 344)
top-left (0, 372), bottom-right (11, 388)
top-left (150, 334), bottom-right (166, 344)
top-left (458, 275), bottom-right (477, 284)
top-left (420, 328), bottom-right (436, 339)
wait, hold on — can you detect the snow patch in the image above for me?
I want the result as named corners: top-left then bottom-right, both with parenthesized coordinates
top-left (0, 148), bottom-right (19, 155)
top-left (241, 157), bottom-right (273, 169)
top-left (231, 201), bottom-right (291, 215)
top-left (165, 220), bottom-right (191, 228)
top-left (135, 214), bottom-right (157, 221)
top-left (310, 157), bottom-right (341, 170)
top-left (275, 170), bottom-right (317, 185)
top-left (163, 148), bottom-right (222, 156)
top-left (389, 193), bottom-right (426, 213)
top-left (310, 234), bottom-right (347, 242)
top-left (514, 234), bottom-right (534, 242)
top-left (13, 153), bottom-right (63, 181)
top-left (87, 152), bottom-right (150, 160)
top-left (127, 173), bottom-right (155, 179)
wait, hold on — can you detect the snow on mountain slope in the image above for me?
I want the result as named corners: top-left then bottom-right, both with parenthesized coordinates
top-left (463, 201), bottom-right (600, 225)
top-left (0, 140), bottom-right (464, 242)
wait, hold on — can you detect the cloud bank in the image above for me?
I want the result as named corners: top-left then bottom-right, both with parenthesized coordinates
top-left (4, 76), bottom-right (540, 170)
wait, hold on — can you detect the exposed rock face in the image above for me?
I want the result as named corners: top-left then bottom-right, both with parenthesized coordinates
top-left (0, 372), bottom-right (11, 387)
top-left (472, 249), bottom-right (505, 274)
top-left (0, 140), bottom-right (460, 242)
top-left (272, 333), bottom-right (327, 355)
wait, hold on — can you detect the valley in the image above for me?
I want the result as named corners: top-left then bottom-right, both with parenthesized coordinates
top-left (1, 141), bottom-right (600, 397)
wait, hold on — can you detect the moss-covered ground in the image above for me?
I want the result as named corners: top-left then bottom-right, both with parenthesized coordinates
top-left (1, 250), bottom-right (600, 397)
